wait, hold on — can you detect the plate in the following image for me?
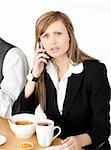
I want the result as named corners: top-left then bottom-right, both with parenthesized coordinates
top-left (0, 135), bottom-right (7, 145)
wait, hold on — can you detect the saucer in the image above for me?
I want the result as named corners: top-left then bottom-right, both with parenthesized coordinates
top-left (0, 135), bottom-right (7, 145)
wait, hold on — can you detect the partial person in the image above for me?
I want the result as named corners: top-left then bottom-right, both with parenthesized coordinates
top-left (12, 11), bottom-right (110, 149)
top-left (0, 37), bottom-right (29, 118)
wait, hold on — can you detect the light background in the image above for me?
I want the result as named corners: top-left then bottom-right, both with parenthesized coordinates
top-left (0, 0), bottom-right (111, 80)
top-left (0, 0), bottom-right (111, 143)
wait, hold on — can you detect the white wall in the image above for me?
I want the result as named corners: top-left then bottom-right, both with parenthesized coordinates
top-left (0, 0), bottom-right (111, 84)
top-left (0, 0), bottom-right (111, 144)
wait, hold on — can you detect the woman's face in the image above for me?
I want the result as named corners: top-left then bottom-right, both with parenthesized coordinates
top-left (40, 20), bottom-right (70, 59)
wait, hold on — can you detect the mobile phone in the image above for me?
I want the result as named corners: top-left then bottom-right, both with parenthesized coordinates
top-left (38, 40), bottom-right (51, 59)
top-left (38, 40), bottom-right (44, 49)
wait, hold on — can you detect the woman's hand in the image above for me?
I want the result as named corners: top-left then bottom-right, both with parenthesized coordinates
top-left (32, 48), bottom-right (49, 78)
top-left (24, 48), bottom-right (49, 98)
top-left (56, 136), bottom-right (83, 150)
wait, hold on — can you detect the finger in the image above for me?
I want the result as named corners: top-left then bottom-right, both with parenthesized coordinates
top-left (35, 49), bottom-right (46, 55)
top-left (56, 142), bottom-right (71, 149)
top-left (35, 53), bottom-right (50, 61)
top-left (40, 53), bottom-right (50, 59)
top-left (38, 57), bottom-right (48, 64)
top-left (62, 137), bottom-right (71, 144)
top-left (62, 138), bottom-right (78, 148)
top-left (62, 138), bottom-right (69, 143)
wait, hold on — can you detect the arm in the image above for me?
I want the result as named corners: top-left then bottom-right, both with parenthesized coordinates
top-left (0, 48), bottom-right (29, 118)
top-left (56, 62), bottom-right (110, 150)
top-left (24, 47), bottom-right (49, 98)
top-left (12, 47), bottom-right (49, 114)
top-left (57, 134), bottom-right (92, 150)
top-left (87, 63), bottom-right (110, 148)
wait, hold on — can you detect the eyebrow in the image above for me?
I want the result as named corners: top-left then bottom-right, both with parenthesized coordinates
top-left (43, 31), bottom-right (62, 34)
top-left (53, 31), bottom-right (62, 33)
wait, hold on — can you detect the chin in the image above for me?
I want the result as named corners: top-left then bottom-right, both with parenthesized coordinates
top-left (50, 54), bottom-right (61, 58)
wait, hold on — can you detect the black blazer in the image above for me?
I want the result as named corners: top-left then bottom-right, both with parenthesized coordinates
top-left (12, 60), bottom-right (110, 149)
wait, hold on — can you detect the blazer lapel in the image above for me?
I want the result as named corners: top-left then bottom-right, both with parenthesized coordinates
top-left (63, 72), bottom-right (84, 117)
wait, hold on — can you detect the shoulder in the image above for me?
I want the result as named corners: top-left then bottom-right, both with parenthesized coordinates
top-left (4, 47), bottom-right (29, 66)
top-left (83, 60), bottom-right (108, 81)
top-left (3, 47), bottom-right (29, 70)
top-left (83, 60), bottom-right (107, 73)
top-left (5, 47), bottom-right (26, 59)
top-left (3, 47), bottom-right (29, 75)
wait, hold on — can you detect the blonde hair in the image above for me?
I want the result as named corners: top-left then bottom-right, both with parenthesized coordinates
top-left (35, 11), bottom-right (95, 109)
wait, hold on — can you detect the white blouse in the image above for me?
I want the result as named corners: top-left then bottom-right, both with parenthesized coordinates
top-left (0, 47), bottom-right (29, 118)
top-left (46, 61), bottom-right (83, 115)
top-left (35, 61), bottom-right (83, 118)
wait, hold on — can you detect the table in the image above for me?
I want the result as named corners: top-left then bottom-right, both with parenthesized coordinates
top-left (0, 117), bottom-right (62, 150)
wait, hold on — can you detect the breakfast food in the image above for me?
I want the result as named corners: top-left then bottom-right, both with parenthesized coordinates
top-left (15, 121), bottom-right (33, 125)
top-left (17, 142), bottom-right (33, 150)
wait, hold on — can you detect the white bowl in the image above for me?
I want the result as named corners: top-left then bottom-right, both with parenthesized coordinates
top-left (8, 113), bottom-right (38, 138)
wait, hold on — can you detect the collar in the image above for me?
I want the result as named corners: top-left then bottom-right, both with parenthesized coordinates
top-left (46, 60), bottom-right (83, 82)
top-left (46, 60), bottom-right (83, 74)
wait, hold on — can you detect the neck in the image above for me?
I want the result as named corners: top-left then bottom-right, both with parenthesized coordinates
top-left (53, 55), bottom-right (70, 80)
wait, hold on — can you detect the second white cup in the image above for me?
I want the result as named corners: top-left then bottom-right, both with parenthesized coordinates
top-left (36, 119), bottom-right (61, 147)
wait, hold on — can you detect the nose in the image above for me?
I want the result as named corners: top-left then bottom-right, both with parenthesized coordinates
top-left (49, 35), bottom-right (57, 45)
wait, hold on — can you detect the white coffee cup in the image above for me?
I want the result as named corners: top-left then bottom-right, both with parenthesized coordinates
top-left (36, 119), bottom-right (61, 147)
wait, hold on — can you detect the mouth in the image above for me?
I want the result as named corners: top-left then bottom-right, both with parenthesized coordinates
top-left (50, 47), bottom-right (59, 52)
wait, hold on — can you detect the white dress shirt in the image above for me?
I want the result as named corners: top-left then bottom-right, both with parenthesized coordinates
top-left (0, 47), bottom-right (29, 118)
top-left (46, 61), bottom-right (83, 115)
top-left (35, 61), bottom-right (83, 118)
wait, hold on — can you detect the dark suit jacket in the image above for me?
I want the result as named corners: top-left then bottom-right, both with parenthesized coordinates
top-left (12, 60), bottom-right (110, 149)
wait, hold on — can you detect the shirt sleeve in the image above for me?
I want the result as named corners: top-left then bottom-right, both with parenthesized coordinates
top-left (87, 63), bottom-right (110, 148)
top-left (12, 88), bottom-right (38, 115)
top-left (0, 47), bottom-right (29, 118)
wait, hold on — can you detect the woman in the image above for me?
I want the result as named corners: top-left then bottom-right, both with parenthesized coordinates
top-left (12, 11), bottom-right (110, 149)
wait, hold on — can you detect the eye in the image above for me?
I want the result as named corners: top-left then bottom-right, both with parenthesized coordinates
top-left (55, 32), bottom-right (62, 36)
top-left (42, 34), bottom-right (49, 39)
